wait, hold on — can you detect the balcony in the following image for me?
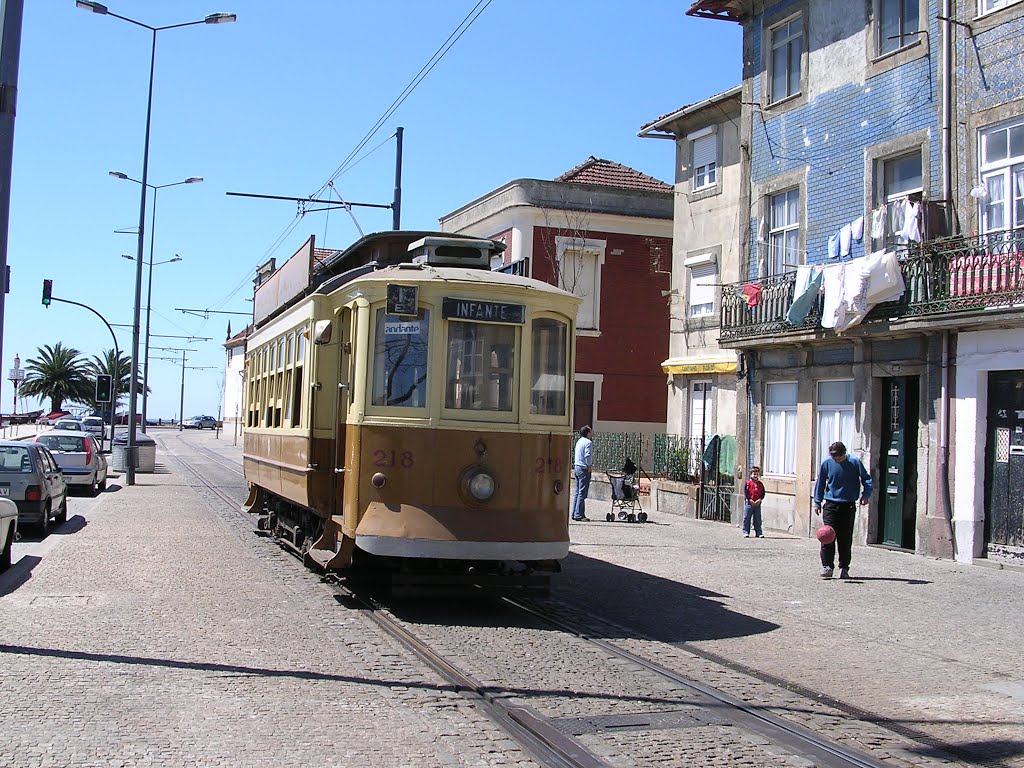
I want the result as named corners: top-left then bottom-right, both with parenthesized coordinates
top-left (719, 231), bottom-right (1024, 343)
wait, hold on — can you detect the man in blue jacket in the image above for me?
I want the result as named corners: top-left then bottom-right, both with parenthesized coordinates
top-left (813, 441), bottom-right (872, 579)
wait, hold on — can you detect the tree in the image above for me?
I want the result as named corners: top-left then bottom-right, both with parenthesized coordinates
top-left (84, 349), bottom-right (144, 413)
top-left (19, 343), bottom-right (92, 413)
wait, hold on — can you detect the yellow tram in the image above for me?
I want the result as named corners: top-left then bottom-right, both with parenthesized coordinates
top-left (242, 231), bottom-right (579, 593)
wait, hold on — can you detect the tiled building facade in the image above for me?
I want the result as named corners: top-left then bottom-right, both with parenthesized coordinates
top-left (686, 0), bottom-right (1024, 564)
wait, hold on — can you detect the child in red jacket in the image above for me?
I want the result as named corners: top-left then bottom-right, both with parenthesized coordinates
top-left (743, 465), bottom-right (766, 538)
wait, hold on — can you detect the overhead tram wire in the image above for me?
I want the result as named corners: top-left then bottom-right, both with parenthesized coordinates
top-left (212, 0), bottom-right (496, 315)
top-left (313, 0), bottom-right (495, 196)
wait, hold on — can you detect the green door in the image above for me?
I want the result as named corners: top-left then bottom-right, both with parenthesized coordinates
top-left (879, 378), bottom-right (918, 548)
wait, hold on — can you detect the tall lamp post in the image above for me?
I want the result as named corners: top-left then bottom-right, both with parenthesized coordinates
top-left (111, 171), bottom-right (198, 433)
top-left (76, 2), bottom-right (235, 485)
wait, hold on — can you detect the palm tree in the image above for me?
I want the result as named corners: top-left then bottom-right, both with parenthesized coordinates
top-left (84, 349), bottom-right (145, 414)
top-left (19, 343), bottom-right (92, 413)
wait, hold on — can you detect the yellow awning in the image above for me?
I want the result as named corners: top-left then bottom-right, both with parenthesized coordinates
top-left (661, 355), bottom-right (737, 375)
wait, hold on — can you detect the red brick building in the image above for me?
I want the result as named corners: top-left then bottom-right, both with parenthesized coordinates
top-left (440, 157), bottom-right (673, 435)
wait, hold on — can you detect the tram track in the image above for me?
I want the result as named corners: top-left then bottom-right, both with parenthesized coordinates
top-left (159, 434), bottom-right (964, 768)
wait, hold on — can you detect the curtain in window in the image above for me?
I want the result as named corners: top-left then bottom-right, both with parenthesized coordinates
top-left (765, 408), bottom-right (796, 475)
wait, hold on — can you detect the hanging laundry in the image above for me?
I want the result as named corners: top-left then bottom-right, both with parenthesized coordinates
top-left (820, 263), bottom-right (847, 329)
top-left (830, 250), bottom-right (908, 333)
top-left (786, 264), bottom-right (823, 326)
top-left (851, 215), bottom-right (864, 242)
top-left (871, 204), bottom-right (887, 240)
top-left (900, 199), bottom-right (921, 242)
top-left (828, 231), bottom-right (841, 259)
top-left (741, 282), bottom-right (763, 307)
top-left (839, 223), bottom-right (853, 257)
top-left (891, 199), bottom-right (906, 236)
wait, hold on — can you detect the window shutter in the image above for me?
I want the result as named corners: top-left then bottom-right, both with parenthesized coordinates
top-left (688, 263), bottom-right (717, 311)
top-left (692, 134), bottom-right (717, 170)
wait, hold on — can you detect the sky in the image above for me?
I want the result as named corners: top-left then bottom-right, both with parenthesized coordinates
top-left (2, 0), bottom-right (740, 421)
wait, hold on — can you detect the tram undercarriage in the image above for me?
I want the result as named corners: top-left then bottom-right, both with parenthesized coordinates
top-left (243, 486), bottom-right (558, 597)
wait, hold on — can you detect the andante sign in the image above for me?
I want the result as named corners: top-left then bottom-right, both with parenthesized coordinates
top-left (442, 298), bottom-right (525, 324)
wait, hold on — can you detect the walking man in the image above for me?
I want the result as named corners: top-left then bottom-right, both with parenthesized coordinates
top-left (813, 441), bottom-right (872, 579)
top-left (571, 426), bottom-right (593, 522)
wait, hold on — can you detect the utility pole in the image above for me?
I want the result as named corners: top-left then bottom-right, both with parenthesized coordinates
top-left (0, 0), bottom-right (25, 382)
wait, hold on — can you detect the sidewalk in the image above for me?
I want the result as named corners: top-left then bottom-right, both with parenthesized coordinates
top-left (0, 466), bottom-right (532, 768)
top-left (559, 507), bottom-right (1024, 765)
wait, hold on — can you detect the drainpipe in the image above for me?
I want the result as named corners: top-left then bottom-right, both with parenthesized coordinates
top-left (933, 4), bottom-right (955, 558)
top-left (935, 331), bottom-right (955, 558)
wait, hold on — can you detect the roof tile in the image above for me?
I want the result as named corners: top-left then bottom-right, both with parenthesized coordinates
top-left (553, 156), bottom-right (671, 192)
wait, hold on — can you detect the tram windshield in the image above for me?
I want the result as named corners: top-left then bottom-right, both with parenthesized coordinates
top-left (530, 318), bottom-right (568, 416)
top-left (445, 321), bottom-right (516, 411)
top-left (372, 308), bottom-right (430, 407)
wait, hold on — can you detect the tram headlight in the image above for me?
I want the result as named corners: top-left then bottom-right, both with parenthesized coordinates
top-left (460, 466), bottom-right (496, 503)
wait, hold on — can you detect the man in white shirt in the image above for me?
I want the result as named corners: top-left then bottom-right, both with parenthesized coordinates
top-left (571, 426), bottom-right (593, 521)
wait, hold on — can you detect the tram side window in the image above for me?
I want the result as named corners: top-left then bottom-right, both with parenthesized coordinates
top-left (530, 318), bottom-right (568, 416)
top-left (292, 327), bottom-right (306, 426)
top-left (446, 321), bottom-right (516, 412)
top-left (372, 308), bottom-right (430, 408)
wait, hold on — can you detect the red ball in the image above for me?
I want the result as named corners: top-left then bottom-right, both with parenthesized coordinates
top-left (816, 524), bottom-right (836, 545)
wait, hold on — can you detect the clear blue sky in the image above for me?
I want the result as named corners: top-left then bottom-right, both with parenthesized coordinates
top-left (4, 0), bottom-right (740, 420)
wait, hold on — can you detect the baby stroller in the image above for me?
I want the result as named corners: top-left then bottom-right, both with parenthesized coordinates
top-left (605, 457), bottom-right (649, 523)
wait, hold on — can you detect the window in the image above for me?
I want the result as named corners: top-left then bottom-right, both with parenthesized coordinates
top-left (980, 119), bottom-right (1024, 235)
top-left (371, 308), bottom-right (430, 408)
top-left (816, 380), bottom-right (854, 468)
top-left (769, 16), bottom-right (802, 104)
top-left (688, 263), bottom-right (717, 318)
top-left (879, 0), bottom-right (919, 55)
top-left (689, 381), bottom-right (713, 475)
top-left (555, 236), bottom-right (605, 331)
top-left (692, 133), bottom-right (718, 191)
top-left (979, 0), bottom-right (1019, 14)
top-left (764, 382), bottom-right (797, 475)
top-left (768, 188), bottom-right (800, 275)
top-left (880, 151), bottom-right (923, 244)
top-left (530, 318), bottom-right (568, 416)
top-left (446, 321), bottom-right (517, 412)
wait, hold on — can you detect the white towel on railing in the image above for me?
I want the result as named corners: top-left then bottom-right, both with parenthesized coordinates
top-left (831, 250), bottom-right (907, 333)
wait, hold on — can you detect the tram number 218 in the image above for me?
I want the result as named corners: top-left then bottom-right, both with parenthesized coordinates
top-left (535, 456), bottom-right (563, 474)
top-left (374, 449), bottom-right (415, 468)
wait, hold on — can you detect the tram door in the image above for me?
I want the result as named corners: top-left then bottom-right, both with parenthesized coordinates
top-left (984, 371), bottom-right (1024, 551)
top-left (879, 377), bottom-right (918, 548)
top-left (334, 308), bottom-right (353, 489)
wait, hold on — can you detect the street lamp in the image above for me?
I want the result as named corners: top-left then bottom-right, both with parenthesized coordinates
top-left (110, 170), bottom-right (199, 432)
top-left (77, 2), bottom-right (235, 485)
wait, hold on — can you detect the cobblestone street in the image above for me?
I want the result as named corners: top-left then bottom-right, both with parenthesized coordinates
top-left (0, 429), bottom-right (1021, 767)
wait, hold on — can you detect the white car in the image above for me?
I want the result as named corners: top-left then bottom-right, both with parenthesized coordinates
top-left (81, 416), bottom-right (106, 438)
top-left (52, 418), bottom-right (84, 432)
top-left (34, 431), bottom-right (108, 496)
top-left (0, 497), bottom-right (16, 573)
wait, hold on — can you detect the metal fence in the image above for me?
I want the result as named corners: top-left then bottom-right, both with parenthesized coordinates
top-left (571, 431), bottom-right (737, 523)
top-left (573, 432), bottom-right (735, 481)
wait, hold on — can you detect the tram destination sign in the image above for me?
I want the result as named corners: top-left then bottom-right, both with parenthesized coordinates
top-left (442, 298), bottom-right (525, 324)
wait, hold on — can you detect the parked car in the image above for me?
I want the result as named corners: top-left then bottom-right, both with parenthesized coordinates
top-left (81, 416), bottom-right (106, 438)
top-left (34, 431), bottom-right (107, 496)
top-left (0, 497), bottom-right (16, 573)
top-left (0, 441), bottom-right (67, 534)
top-left (183, 415), bottom-right (218, 430)
top-left (52, 418), bottom-right (84, 432)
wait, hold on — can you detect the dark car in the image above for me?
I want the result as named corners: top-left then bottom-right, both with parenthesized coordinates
top-left (0, 442), bottom-right (68, 534)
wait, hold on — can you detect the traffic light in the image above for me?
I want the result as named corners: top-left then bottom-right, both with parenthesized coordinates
top-left (95, 374), bottom-right (112, 403)
top-left (41, 279), bottom-right (52, 307)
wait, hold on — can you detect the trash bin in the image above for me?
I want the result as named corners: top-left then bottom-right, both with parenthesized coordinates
top-left (111, 432), bottom-right (157, 473)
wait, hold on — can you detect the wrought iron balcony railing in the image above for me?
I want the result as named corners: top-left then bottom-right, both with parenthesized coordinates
top-left (719, 230), bottom-right (1024, 342)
